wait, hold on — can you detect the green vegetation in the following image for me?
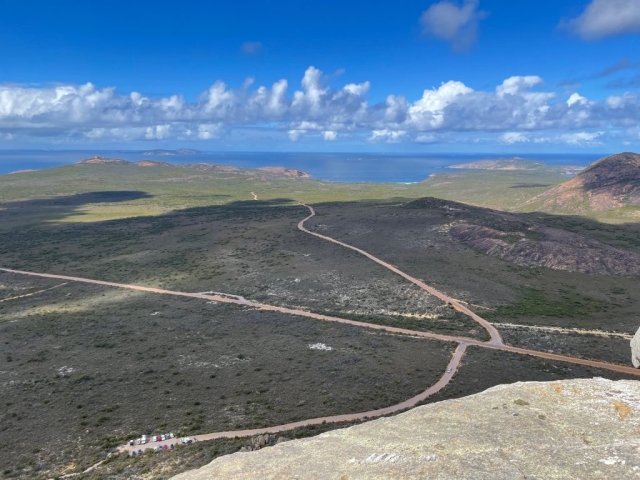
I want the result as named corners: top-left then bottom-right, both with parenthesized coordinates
top-left (0, 274), bottom-right (453, 478)
top-left (485, 288), bottom-right (607, 319)
top-left (0, 163), bottom-right (568, 228)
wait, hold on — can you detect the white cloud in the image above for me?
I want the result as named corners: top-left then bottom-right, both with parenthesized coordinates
top-left (369, 129), bottom-right (407, 143)
top-left (567, 93), bottom-right (587, 106)
top-left (415, 133), bottom-right (438, 143)
top-left (564, 0), bottom-right (640, 40)
top-left (196, 123), bottom-right (222, 140)
top-left (322, 130), bottom-right (337, 141)
top-left (1, 67), bottom-right (639, 146)
top-left (420, 0), bottom-right (488, 51)
top-left (558, 131), bottom-right (604, 145)
top-left (496, 76), bottom-right (543, 97)
top-left (145, 124), bottom-right (171, 140)
top-left (499, 132), bottom-right (530, 144)
top-left (288, 129), bottom-right (306, 142)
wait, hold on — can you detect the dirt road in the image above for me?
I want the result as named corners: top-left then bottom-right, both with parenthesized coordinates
top-left (119, 343), bottom-right (470, 454)
top-left (297, 204), bottom-right (503, 346)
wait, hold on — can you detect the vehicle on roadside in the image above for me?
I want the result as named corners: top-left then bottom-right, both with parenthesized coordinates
top-left (129, 440), bottom-right (134, 446)
top-left (447, 368), bottom-right (452, 373)
top-left (131, 451), bottom-right (136, 457)
top-left (161, 434), bottom-right (166, 441)
top-left (138, 449), bottom-right (143, 455)
top-left (181, 437), bottom-right (193, 444)
top-left (140, 435), bottom-right (147, 444)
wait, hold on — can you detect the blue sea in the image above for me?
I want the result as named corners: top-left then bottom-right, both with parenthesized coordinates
top-left (0, 150), bottom-right (607, 183)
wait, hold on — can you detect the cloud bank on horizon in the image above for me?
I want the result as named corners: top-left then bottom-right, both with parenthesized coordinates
top-left (0, 0), bottom-right (639, 150)
top-left (1, 66), bottom-right (638, 147)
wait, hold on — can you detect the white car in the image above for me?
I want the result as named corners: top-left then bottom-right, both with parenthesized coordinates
top-left (447, 368), bottom-right (452, 373)
top-left (161, 434), bottom-right (166, 441)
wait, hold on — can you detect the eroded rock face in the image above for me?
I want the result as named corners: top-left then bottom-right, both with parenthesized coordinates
top-left (631, 327), bottom-right (640, 368)
top-left (171, 378), bottom-right (640, 480)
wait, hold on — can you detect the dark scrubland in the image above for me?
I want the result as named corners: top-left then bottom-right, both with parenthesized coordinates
top-left (305, 200), bottom-right (640, 360)
top-left (0, 199), bottom-right (484, 339)
top-left (497, 327), bottom-right (632, 366)
top-left (0, 273), bottom-right (453, 478)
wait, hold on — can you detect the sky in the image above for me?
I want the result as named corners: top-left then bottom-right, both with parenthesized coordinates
top-left (1, 0), bottom-right (639, 153)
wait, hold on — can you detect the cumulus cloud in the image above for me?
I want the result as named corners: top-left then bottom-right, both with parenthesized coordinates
top-left (558, 131), bottom-right (604, 145)
top-left (567, 93), bottom-right (587, 106)
top-left (564, 0), bottom-right (640, 40)
top-left (368, 129), bottom-right (408, 143)
top-left (1, 67), bottom-right (640, 145)
top-left (420, 0), bottom-right (488, 51)
top-left (322, 130), bottom-right (337, 141)
top-left (241, 41), bottom-right (263, 54)
top-left (500, 132), bottom-right (530, 144)
top-left (288, 129), bottom-right (305, 142)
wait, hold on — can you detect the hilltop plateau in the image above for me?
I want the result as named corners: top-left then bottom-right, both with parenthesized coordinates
top-left (171, 378), bottom-right (640, 480)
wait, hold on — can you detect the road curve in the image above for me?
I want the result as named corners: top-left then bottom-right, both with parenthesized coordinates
top-left (297, 204), bottom-right (503, 346)
top-left (117, 343), bottom-right (469, 454)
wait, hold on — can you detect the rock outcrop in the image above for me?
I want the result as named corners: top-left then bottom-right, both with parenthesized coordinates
top-left (171, 378), bottom-right (640, 480)
top-left (632, 327), bottom-right (640, 368)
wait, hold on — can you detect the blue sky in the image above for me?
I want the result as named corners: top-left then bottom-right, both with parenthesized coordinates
top-left (1, 0), bottom-right (639, 152)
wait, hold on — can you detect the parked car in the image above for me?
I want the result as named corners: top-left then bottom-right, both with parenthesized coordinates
top-left (138, 449), bottom-right (143, 455)
top-left (163, 444), bottom-right (168, 450)
top-left (161, 434), bottom-right (166, 441)
top-left (169, 433), bottom-right (175, 438)
top-left (140, 435), bottom-right (147, 444)
top-left (131, 451), bottom-right (136, 457)
top-left (181, 437), bottom-right (193, 444)
top-left (129, 440), bottom-right (134, 446)
top-left (170, 444), bottom-right (174, 450)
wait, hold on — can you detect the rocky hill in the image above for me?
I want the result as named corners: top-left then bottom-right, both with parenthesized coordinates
top-left (526, 152), bottom-right (640, 212)
top-left (408, 197), bottom-right (640, 275)
top-left (171, 378), bottom-right (640, 480)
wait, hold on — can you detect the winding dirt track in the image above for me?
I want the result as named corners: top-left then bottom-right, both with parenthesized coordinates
top-left (298, 204), bottom-right (503, 346)
top-left (3, 202), bottom-right (640, 461)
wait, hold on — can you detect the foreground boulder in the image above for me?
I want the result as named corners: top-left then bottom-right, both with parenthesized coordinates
top-left (632, 327), bottom-right (640, 368)
top-left (171, 378), bottom-right (640, 480)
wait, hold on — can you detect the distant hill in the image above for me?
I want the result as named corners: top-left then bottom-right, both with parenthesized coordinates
top-left (526, 152), bottom-right (640, 213)
top-left (74, 157), bottom-right (311, 178)
top-left (449, 158), bottom-right (545, 171)
top-left (76, 156), bottom-right (130, 165)
top-left (256, 167), bottom-right (311, 179)
top-left (142, 148), bottom-right (201, 156)
top-left (448, 158), bottom-right (584, 176)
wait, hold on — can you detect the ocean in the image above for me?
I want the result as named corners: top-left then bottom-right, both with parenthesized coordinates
top-left (0, 151), bottom-right (607, 183)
